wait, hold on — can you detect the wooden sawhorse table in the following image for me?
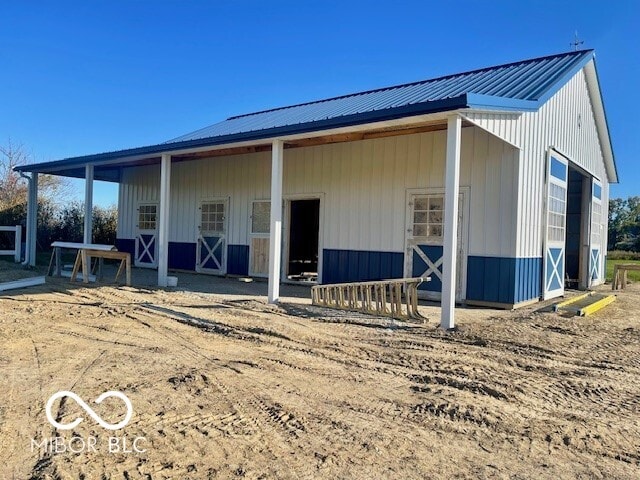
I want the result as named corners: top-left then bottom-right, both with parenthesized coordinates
top-left (70, 248), bottom-right (131, 286)
top-left (612, 263), bottom-right (640, 290)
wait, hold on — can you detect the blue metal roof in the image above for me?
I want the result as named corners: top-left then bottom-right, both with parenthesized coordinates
top-left (168, 49), bottom-right (594, 144)
top-left (16, 49), bottom-right (597, 180)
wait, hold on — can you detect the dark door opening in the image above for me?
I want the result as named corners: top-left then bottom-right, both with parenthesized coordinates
top-left (565, 169), bottom-right (582, 287)
top-left (287, 199), bottom-right (320, 282)
top-left (565, 167), bottom-right (589, 289)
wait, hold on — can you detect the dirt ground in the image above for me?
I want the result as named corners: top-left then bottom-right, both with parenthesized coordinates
top-left (0, 267), bottom-right (639, 479)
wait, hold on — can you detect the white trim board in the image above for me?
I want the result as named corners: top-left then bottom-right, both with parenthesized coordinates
top-left (0, 276), bottom-right (46, 292)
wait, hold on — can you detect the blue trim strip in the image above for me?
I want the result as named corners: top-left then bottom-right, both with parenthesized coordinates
top-left (593, 183), bottom-right (602, 199)
top-left (534, 51), bottom-right (595, 105)
top-left (550, 157), bottom-right (567, 181)
top-left (322, 249), bottom-right (403, 284)
top-left (465, 93), bottom-right (539, 112)
top-left (227, 245), bottom-right (249, 276)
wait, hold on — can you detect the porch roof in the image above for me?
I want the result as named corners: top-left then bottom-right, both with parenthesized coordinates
top-left (15, 50), bottom-right (603, 182)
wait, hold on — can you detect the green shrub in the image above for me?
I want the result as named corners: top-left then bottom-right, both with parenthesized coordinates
top-left (607, 250), bottom-right (640, 261)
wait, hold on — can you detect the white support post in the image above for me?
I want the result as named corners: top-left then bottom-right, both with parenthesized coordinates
top-left (28, 173), bottom-right (38, 267)
top-left (157, 154), bottom-right (171, 287)
top-left (14, 225), bottom-right (21, 262)
top-left (84, 164), bottom-right (94, 244)
top-left (268, 139), bottom-right (284, 303)
top-left (441, 115), bottom-right (461, 330)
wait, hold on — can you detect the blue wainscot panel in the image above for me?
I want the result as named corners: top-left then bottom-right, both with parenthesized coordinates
top-left (322, 249), bottom-right (403, 284)
top-left (467, 256), bottom-right (541, 305)
top-left (169, 242), bottom-right (197, 271)
top-left (227, 245), bottom-right (249, 276)
top-left (115, 238), bottom-right (135, 257)
top-left (514, 257), bottom-right (542, 303)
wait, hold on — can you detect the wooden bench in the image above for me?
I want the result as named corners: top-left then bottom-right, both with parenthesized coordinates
top-left (48, 242), bottom-right (131, 286)
top-left (612, 263), bottom-right (640, 290)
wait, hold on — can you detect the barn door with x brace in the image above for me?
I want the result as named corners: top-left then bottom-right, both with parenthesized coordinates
top-left (196, 199), bottom-right (228, 274)
top-left (543, 153), bottom-right (569, 300)
top-left (405, 189), bottom-right (467, 302)
top-left (589, 179), bottom-right (603, 286)
top-left (135, 203), bottom-right (158, 268)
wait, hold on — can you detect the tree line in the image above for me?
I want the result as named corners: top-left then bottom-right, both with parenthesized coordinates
top-left (0, 141), bottom-right (117, 253)
top-left (608, 196), bottom-right (640, 253)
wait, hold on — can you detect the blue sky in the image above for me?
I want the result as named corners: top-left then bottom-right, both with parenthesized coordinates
top-left (1, 0), bottom-right (638, 206)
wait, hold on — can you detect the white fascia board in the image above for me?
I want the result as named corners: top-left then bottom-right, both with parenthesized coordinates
top-left (583, 59), bottom-right (618, 183)
top-left (35, 111), bottom-right (458, 175)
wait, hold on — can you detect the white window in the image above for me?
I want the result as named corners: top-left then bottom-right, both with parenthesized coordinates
top-left (251, 201), bottom-right (270, 234)
top-left (413, 195), bottom-right (443, 240)
top-left (138, 205), bottom-right (157, 230)
top-left (547, 183), bottom-right (566, 242)
top-left (201, 202), bottom-right (225, 233)
top-left (591, 201), bottom-right (602, 246)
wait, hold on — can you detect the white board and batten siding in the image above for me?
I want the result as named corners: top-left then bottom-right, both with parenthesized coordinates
top-left (462, 62), bottom-right (611, 285)
top-left (517, 64), bottom-right (609, 267)
top-left (118, 127), bottom-right (519, 267)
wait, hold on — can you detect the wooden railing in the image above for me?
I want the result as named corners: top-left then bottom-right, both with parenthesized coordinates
top-left (311, 277), bottom-right (429, 321)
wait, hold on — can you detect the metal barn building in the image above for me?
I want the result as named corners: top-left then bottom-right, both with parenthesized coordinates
top-left (17, 49), bottom-right (617, 327)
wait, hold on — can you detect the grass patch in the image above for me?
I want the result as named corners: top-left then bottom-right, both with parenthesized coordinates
top-left (606, 259), bottom-right (640, 282)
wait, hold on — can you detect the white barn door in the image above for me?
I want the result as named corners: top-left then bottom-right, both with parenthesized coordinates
top-left (405, 189), bottom-right (467, 302)
top-left (543, 154), bottom-right (569, 300)
top-left (135, 203), bottom-right (158, 268)
top-left (196, 199), bottom-right (228, 274)
top-left (589, 180), bottom-right (603, 286)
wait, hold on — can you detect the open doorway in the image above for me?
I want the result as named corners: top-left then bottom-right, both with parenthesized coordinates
top-left (286, 199), bottom-right (320, 282)
top-left (565, 166), bottom-right (591, 290)
top-left (565, 169), bottom-right (583, 288)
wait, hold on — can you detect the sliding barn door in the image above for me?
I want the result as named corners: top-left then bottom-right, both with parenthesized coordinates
top-left (589, 180), bottom-right (603, 285)
top-left (543, 154), bottom-right (568, 300)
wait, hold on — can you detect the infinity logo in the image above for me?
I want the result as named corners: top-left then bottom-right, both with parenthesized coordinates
top-left (45, 391), bottom-right (133, 431)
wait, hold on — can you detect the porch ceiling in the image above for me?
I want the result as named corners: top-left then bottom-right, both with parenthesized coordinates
top-left (19, 115), bottom-right (475, 182)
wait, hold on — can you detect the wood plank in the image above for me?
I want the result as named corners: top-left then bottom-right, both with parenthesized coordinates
top-left (172, 121), bottom-right (473, 162)
top-left (0, 276), bottom-right (46, 292)
top-left (50, 241), bottom-right (116, 251)
top-left (250, 237), bottom-right (270, 276)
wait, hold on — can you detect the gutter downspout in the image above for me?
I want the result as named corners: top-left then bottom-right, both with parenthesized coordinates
top-left (18, 171), bottom-right (33, 266)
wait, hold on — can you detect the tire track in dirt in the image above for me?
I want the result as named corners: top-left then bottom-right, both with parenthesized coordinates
top-left (117, 307), bottom-right (311, 477)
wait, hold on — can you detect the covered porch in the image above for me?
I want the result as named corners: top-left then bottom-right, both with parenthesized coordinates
top-left (17, 109), bottom-right (518, 329)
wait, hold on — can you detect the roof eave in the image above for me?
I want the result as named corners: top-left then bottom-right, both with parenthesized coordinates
top-left (583, 57), bottom-right (618, 183)
top-left (465, 93), bottom-right (537, 112)
top-left (14, 97), bottom-right (468, 175)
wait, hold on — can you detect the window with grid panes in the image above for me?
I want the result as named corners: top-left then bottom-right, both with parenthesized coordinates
top-left (591, 201), bottom-right (602, 246)
top-left (201, 202), bottom-right (224, 232)
top-left (251, 201), bottom-right (270, 234)
top-left (138, 205), bottom-right (157, 230)
top-left (547, 183), bottom-right (566, 242)
top-left (413, 195), bottom-right (444, 240)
